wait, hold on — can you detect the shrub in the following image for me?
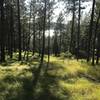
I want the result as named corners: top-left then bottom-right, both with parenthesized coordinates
top-left (60, 52), bottom-right (73, 59)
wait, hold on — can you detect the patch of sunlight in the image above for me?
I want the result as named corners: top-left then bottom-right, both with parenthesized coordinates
top-left (44, 55), bottom-right (58, 62)
top-left (47, 61), bottom-right (68, 78)
top-left (47, 57), bottom-right (90, 79)
top-left (0, 59), bottom-right (39, 70)
top-left (0, 62), bottom-right (33, 80)
top-left (0, 62), bottom-right (28, 71)
top-left (59, 78), bottom-right (100, 100)
top-left (48, 67), bottom-right (67, 78)
top-left (61, 59), bottom-right (89, 76)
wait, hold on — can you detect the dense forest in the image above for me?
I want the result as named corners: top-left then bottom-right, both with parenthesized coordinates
top-left (0, 0), bottom-right (100, 100)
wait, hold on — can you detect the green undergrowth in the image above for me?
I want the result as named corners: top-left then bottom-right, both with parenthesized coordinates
top-left (0, 56), bottom-right (100, 100)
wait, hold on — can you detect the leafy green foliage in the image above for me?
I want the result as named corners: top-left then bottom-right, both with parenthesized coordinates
top-left (61, 51), bottom-right (73, 58)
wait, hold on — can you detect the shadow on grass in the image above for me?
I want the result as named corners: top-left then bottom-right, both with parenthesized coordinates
top-left (0, 56), bottom-right (40, 68)
top-left (21, 60), bottom-right (70, 100)
top-left (22, 78), bottom-right (34, 100)
top-left (0, 59), bottom-right (70, 100)
top-left (32, 61), bottom-right (70, 100)
top-left (0, 59), bottom-right (18, 66)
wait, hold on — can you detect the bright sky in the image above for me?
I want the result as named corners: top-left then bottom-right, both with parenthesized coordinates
top-left (53, 1), bottom-right (92, 22)
top-left (25, 0), bottom-right (92, 22)
top-left (25, 0), bottom-right (92, 36)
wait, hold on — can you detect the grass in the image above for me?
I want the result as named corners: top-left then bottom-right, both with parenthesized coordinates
top-left (0, 55), bottom-right (100, 100)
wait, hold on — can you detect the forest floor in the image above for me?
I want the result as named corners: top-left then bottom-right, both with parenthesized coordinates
top-left (0, 55), bottom-right (100, 100)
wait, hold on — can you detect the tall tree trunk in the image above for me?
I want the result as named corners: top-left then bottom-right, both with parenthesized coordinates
top-left (96, 11), bottom-right (100, 64)
top-left (70, 0), bottom-right (75, 53)
top-left (47, 18), bottom-right (50, 68)
top-left (59, 28), bottom-right (62, 54)
top-left (0, 0), bottom-right (5, 62)
top-left (22, 25), bottom-right (25, 52)
top-left (87, 0), bottom-right (95, 62)
top-left (33, 16), bottom-right (36, 56)
top-left (38, 22), bottom-right (41, 57)
top-left (92, 11), bottom-right (100, 65)
top-left (77, 0), bottom-right (81, 60)
top-left (26, 36), bottom-right (31, 61)
top-left (9, 6), bottom-right (14, 59)
top-left (17, 0), bottom-right (22, 61)
top-left (41, 0), bottom-right (47, 64)
top-left (53, 33), bottom-right (59, 56)
top-left (26, 2), bottom-right (32, 61)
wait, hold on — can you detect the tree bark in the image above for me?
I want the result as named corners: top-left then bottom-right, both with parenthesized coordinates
top-left (9, 6), bottom-right (14, 59)
top-left (0, 0), bottom-right (5, 62)
top-left (77, 0), bottom-right (81, 60)
top-left (87, 0), bottom-right (95, 62)
top-left (96, 11), bottom-right (100, 64)
top-left (33, 16), bottom-right (36, 55)
top-left (70, 0), bottom-right (75, 53)
top-left (41, 0), bottom-right (47, 64)
top-left (17, 0), bottom-right (22, 61)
